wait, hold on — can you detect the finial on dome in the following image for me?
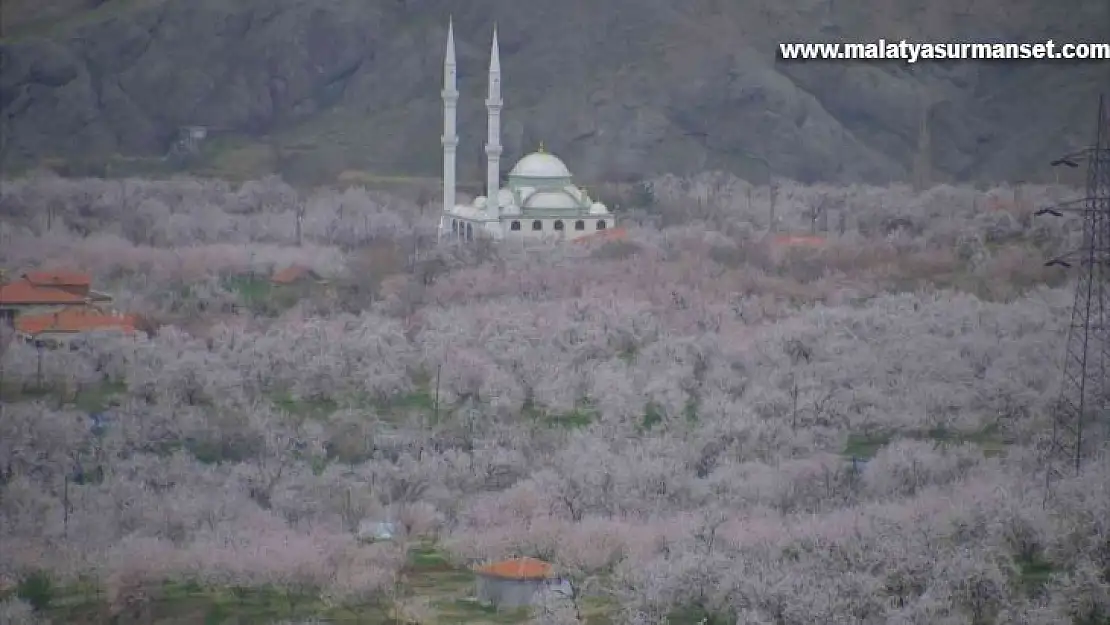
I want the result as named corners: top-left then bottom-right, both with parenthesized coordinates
top-left (538, 141), bottom-right (545, 153)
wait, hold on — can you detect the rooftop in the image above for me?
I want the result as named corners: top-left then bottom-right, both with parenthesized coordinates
top-left (0, 280), bottom-right (89, 305)
top-left (271, 265), bottom-right (323, 285)
top-left (24, 270), bottom-right (92, 288)
top-left (15, 307), bottom-right (137, 336)
top-left (474, 557), bottom-right (553, 580)
top-left (771, 235), bottom-right (826, 247)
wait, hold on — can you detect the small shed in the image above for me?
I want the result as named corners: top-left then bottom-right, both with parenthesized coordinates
top-left (474, 557), bottom-right (553, 609)
top-left (184, 126), bottom-right (208, 141)
top-left (356, 519), bottom-right (397, 542)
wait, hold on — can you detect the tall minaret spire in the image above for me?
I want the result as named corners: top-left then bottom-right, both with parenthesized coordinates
top-left (441, 17), bottom-right (458, 238)
top-left (484, 25), bottom-right (503, 218)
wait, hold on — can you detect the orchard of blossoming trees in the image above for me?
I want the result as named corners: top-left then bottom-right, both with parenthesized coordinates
top-left (0, 171), bottom-right (1106, 624)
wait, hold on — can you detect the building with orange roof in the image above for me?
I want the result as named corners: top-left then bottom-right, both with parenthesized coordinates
top-left (474, 557), bottom-right (555, 609)
top-left (23, 270), bottom-right (92, 295)
top-left (0, 270), bottom-right (114, 324)
top-left (25, 270), bottom-right (114, 303)
top-left (0, 280), bottom-right (89, 306)
top-left (771, 234), bottom-right (826, 247)
top-left (1, 275), bottom-right (90, 326)
top-left (14, 307), bottom-right (137, 344)
top-left (270, 265), bottom-right (325, 286)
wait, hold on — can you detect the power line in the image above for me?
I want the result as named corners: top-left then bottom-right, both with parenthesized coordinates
top-left (1038, 94), bottom-right (1110, 500)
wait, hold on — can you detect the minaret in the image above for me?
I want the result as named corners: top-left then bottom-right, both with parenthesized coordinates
top-left (441, 18), bottom-right (458, 234)
top-left (484, 26), bottom-right (503, 219)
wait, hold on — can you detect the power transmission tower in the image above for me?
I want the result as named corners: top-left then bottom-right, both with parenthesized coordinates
top-left (1037, 94), bottom-right (1110, 496)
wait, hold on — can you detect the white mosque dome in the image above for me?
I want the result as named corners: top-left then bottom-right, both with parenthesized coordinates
top-left (589, 202), bottom-right (609, 215)
top-left (524, 190), bottom-right (580, 210)
top-left (510, 152), bottom-right (572, 179)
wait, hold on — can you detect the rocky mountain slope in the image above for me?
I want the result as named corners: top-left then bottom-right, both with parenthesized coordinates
top-left (1, 0), bottom-right (1106, 185)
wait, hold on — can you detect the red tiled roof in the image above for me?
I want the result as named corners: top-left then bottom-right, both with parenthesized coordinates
top-left (0, 280), bottom-right (89, 305)
top-left (271, 265), bottom-right (320, 285)
top-left (771, 235), bottom-right (826, 247)
top-left (24, 271), bottom-right (92, 287)
top-left (474, 557), bottom-right (553, 580)
top-left (15, 307), bottom-right (137, 336)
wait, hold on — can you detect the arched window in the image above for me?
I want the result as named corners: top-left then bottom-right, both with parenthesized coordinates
top-left (510, 220), bottom-right (521, 231)
top-left (554, 220), bottom-right (564, 231)
top-left (574, 220), bottom-right (585, 231)
top-left (466, 223), bottom-right (473, 241)
top-left (532, 220), bottom-right (543, 231)
top-left (596, 220), bottom-right (607, 230)
top-left (452, 220), bottom-right (458, 233)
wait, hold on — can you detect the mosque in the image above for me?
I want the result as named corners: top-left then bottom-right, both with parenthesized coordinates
top-left (438, 20), bottom-right (615, 242)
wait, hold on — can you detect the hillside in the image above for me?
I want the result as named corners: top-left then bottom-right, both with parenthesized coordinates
top-left (1, 0), bottom-right (1107, 185)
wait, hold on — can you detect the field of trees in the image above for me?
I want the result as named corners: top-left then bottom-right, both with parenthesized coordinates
top-left (0, 172), bottom-right (1107, 625)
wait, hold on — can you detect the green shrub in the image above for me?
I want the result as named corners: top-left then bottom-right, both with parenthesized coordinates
top-left (16, 570), bottom-right (54, 611)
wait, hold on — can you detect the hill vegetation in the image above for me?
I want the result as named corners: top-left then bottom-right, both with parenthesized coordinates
top-left (0, 172), bottom-right (1107, 624)
top-left (1, 0), bottom-right (1107, 185)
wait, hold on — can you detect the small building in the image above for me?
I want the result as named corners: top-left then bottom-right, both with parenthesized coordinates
top-left (356, 520), bottom-right (397, 542)
top-left (474, 557), bottom-right (553, 609)
top-left (14, 307), bottom-right (138, 344)
top-left (1, 273), bottom-right (91, 320)
top-left (184, 126), bottom-right (208, 141)
top-left (178, 126), bottom-right (208, 154)
top-left (270, 265), bottom-right (326, 286)
top-left (0, 271), bottom-right (112, 320)
top-left (21, 270), bottom-right (98, 295)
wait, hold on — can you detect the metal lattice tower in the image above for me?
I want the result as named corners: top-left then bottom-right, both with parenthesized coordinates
top-left (1038, 94), bottom-right (1110, 488)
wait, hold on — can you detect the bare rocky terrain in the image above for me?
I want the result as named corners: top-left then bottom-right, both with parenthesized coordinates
top-left (1, 0), bottom-right (1107, 185)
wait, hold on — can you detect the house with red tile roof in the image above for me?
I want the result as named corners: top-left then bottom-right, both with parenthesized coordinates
top-left (0, 279), bottom-right (89, 306)
top-left (22, 270), bottom-right (92, 294)
top-left (270, 265), bottom-right (325, 286)
top-left (14, 307), bottom-right (137, 343)
top-left (0, 270), bottom-right (114, 326)
top-left (771, 234), bottom-right (826, 247)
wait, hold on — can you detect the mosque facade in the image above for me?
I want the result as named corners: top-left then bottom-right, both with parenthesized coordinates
top-left (438, 21), bottom-right (615, 242)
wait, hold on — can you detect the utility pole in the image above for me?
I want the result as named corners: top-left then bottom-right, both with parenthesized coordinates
top-left (295, 201), bottom-right (305, 246)
top-left (433, 364), bottom-right (441, 425)
top-left (1038, 94), bottom-right (1110, 502)
top-left (912, 99), bottom-right (933, 192)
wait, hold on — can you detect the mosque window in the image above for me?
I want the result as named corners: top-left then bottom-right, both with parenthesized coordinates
top-left (452, 220), bottom-right (458, 232)
top-left (466, 223), bottom-right (473, 240)
top-left (596, 220), bottom-right (607, 230)
top-left (510, 220), bottom-right (521, 231)
top-left (574, 220), bottom-right (585, 231)
top-left (532, 220), bottom-right (543, 231)
top-left (554, 220), bottom-right (564, 231)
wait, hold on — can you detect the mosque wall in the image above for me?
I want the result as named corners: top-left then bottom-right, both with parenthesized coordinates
top-left (503, 217), bottom-right (612, 239)
top-left (446, 216), bottom-right (615, 242)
